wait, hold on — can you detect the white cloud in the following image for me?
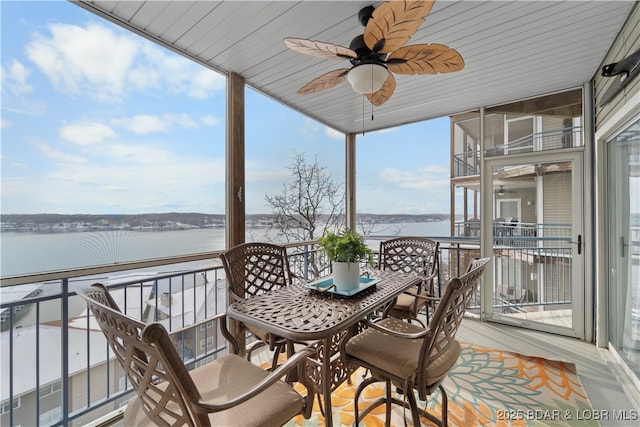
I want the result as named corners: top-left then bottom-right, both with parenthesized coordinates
top-left (166, 113), bottom-right (197, 129)
top-left (188, 69), bottom-right (226, 99)
top-left (1, 60), bottom-right (33, 95)
top-left (115, 115), bottom-right (169, 135)
top-left (25, 22), bottom-right (225, 103)
top-left (26, 23), bottom-right (138, 102)
top-left (1, 98), bottom-right (48, 116)
top-left (38, 148), bottom-right (226, 213)
top-left (245, 160), bottom-right (290, 182)
top-left (201, 114), bottom-right (219, 126)
top-left (37, 143), bottom-right (87, 164)
top-left (373, 126), bottom-right (397, 134)
top-left (357, 163), bottom-right (453, 213)
top-left (8, 162), bottom-right (28, 169)
top-left (2, 132), bottom-right (226, 213)
top-left (112, 113), bottom-right (214, 134)
top-left (96, 142), bottom-right (174, 164)
top-left (325, 127), bottom-right (344, 140)
top-left (380, 165), bottom-right (449, 190)
top-left (298, 118), bottom-right (320, 139)
top-left (59, 122), bottom-right (117, 146)
top-left (1, 118), bottom-right (11, 129)
top-left (127, 43), bottom-right (163, 90)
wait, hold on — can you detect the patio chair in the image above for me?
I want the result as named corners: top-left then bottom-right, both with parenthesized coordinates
top-left (342, 257), bottom-right (490, 427)
top-left (79, 283), bottom-right (314, 427)
top-left (378, 237), bottom-right (440, 326)
top-left (220, 242), bottom-right (300, 370)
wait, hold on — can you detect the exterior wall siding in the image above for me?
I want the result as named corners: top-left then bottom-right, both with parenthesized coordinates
top-left (543, 171), bottom-right (572, 225)
top-left (594, 3), bottom-right (640, 126)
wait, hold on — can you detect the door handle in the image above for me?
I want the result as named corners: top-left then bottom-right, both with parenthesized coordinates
top-left (620, 236), bottom-right (629, 257)
top-left (577, 234), bottom-right (582, 255)
top-left (571, 234), bottom-right (582, 255)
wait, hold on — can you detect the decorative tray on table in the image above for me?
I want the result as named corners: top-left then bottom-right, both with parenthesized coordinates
top-left (304, 276), bottom-right (381, 297)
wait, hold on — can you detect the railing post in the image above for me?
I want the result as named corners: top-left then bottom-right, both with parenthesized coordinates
top-left (345, 133), bottom-right (356, 231)
top-left (303, 245), bottom-right (310, 280)
top-left (62, 278), bottom-right (70, 426)
top-left (8, 307), bottom-right (14, 426)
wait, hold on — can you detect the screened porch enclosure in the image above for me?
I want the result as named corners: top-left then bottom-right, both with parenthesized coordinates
top-left (2, 1), bottom-right (639, 425)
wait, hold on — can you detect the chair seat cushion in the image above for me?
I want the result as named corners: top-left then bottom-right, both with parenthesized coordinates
top-left (345, 317), bottom-right (461, 387)
top-left (124, 353), bottom-right (303, 427)
top-left (392, 292), bottom-right (421, 312)
top-left (388, 291), bottom-right (433, 321)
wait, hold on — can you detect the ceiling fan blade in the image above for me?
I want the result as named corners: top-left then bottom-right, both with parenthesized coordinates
top-left (363, 0), bottom-right (435, 54)
top-left (387, 43), bottom-right (464, 74)
top-left (283, 37), bottom-right (356, 60)
top-left (297, 68), bottom-right (350, 94)
top-left (365, 72), bottom-right (396, 106)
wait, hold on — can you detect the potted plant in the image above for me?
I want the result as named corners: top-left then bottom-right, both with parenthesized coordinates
top-left (319, 229), bottom-right (374, 291)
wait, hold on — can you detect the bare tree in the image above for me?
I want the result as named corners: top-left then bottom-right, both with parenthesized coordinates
top-left (265, 151), bottom-right (344, 243)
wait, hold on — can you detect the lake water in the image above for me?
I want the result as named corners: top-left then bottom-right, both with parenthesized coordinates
top-left (1, 221), bottom-right (451, 277)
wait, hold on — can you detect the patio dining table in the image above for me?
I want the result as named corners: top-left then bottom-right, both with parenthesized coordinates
top-left (227, 268), bottom-right (421, 426)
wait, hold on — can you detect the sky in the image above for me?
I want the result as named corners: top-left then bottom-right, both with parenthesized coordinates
top-left (1, 0), bottom-right (454, 216)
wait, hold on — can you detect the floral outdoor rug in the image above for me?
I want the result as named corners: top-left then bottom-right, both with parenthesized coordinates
top-left (282, 343), bottom-right (599, 427)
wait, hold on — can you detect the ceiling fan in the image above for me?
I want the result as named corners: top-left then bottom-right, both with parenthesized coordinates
top-left (283, 1), bottom-right (464, 106)
top-left (495, 185), bottom-right (516, 196)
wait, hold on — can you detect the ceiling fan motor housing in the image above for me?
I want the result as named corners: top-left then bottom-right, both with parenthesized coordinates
top-left (348, 35), bottom-right (386, 66)
top-left (358, 5), bottom-right (375, 26)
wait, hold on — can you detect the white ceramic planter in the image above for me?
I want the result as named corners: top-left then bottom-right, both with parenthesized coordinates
top-left (332, 261), bottom-right (360, 292)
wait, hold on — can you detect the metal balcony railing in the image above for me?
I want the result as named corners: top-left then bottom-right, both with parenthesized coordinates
top-left (455, 220), bottom-right (571, 243)
top-left (452, 126), bottom-right (583, 178)
top-left (485, 126), bottom-right (583, 157)
top-left (0, 241), bottom-right (330, 427)
top-left (1, 237), bottom-right (574, 426)
top-left (452, 221), bottom-right (574, 314)
top-left (453, 150), bottom-right (480, 177)
top-left (1, 264), bottom-right (228, 426)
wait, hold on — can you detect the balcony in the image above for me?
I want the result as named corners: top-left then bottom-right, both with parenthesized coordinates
top-left (1, 237), bottom-right (635, 426)
top-left (453, 126), bottom-right (584, 179)
top-left (2, 1), bottom-right (638, 424)
top-left (485, 126), bottom-right (584, 158)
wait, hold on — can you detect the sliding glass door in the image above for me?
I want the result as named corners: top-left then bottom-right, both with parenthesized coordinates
top-left (607, 117), bottom-right (640, 380)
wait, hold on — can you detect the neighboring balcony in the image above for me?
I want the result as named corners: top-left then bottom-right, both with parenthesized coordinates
top-left (452, 126), bottom-right (584, 179)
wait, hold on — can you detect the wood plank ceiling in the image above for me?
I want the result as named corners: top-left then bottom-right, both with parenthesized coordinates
top-left (73, 1), bottom-right (634, 135)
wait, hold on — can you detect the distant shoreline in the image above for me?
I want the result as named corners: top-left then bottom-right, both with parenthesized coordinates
top-left (1, 213), bottom-right (452, 233)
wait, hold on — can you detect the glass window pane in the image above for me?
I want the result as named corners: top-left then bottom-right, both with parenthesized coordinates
top-left (607, 117), bottom-right (640, 379)
top-left (1, 1), bottom-right (226, 275)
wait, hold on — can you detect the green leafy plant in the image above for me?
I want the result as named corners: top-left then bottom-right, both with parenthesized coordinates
top-left (319, 229), bottom-right (374, 266)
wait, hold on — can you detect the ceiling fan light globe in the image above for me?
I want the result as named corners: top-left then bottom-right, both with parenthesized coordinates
top-left (347, 63), bottom-right (387, 94)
